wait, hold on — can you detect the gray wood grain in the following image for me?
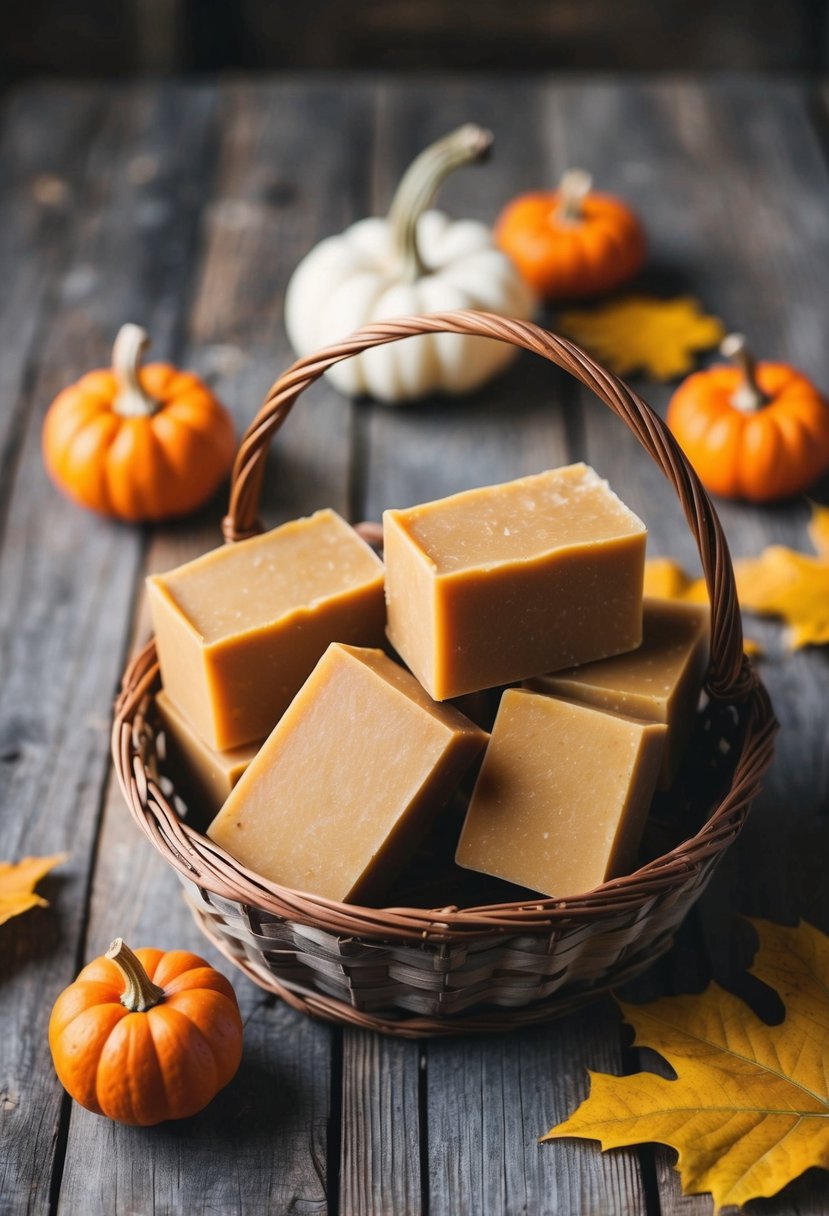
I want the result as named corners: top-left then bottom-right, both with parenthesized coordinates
top-left (340, 1031), bottom-right (423, 1216)
top-left (0, 84), bottom-right (104, 1214)
top-left (427, 1006), bottom-right (648, 1216)
top-left (188, 79), bottom-right (376, 529)
top-left (0, 82), bottom-right (216, 1215)
top-left (56, 79), bottom-right (378, 1216)
top-left (0, 87), bottom-right (100, 533)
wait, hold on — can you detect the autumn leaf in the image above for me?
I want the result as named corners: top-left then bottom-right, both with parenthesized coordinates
top-left (736, 548), bottom-right (829, 649)
top-left (643, 557), bottom-right (707, 602)
top-left (806, 502), bottom-right (829, 555)
top-left (0, 854), bottom-right (67, 927)
top-left (734, 503), bottom-right (829, 649)
top-left (558, 296), bottom-right (725, 381)
top-left (643, 558), bottom-right (759, 655)
top-left (646, 503), bottom-right (829, 652)
top-left (544, 919), bottom-right (829, 1212)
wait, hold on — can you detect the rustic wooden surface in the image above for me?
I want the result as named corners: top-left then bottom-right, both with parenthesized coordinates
top-left (0, 75), bottom-right (827, 1215)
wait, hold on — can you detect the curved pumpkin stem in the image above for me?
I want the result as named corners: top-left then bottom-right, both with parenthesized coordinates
top-left (112, 323), bottom-right (159, 418)
top-left (557, 169), bottom-right (593, 224)
top-left (721, 333), bottom-right (769, 412)
top-left (387, 124), bottom-right (493, 283)
top-left (107, 938), bottom-right (166, 1012)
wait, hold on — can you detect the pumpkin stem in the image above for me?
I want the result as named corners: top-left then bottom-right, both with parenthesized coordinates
top-left (112, 323), bottom-right (160, 418)
top-left (107, 938), bottom-right (166, 1012)
top-left (557, 169), bottom-right (593, 224)
top-left (721, 333), bottom-right (770, 412)
top-left (387, 124), bottom-right (493, 283)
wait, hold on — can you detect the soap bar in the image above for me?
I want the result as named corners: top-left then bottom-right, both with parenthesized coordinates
top-left (147, 509), bottom-right (385, 750)
top-left (456, 689), bottom-right (666, 898)
top-left (383, 464), bottom-right (647, 701)
top-left (525, 598), bottom-right (709, 788)
top-left (208, 643), bottom-right (488, 903)
top-left (157, 690), bottom-right (260, 822)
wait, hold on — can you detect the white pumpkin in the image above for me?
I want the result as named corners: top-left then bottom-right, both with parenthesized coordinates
top-left (284, 125), bottom-right (535, 403)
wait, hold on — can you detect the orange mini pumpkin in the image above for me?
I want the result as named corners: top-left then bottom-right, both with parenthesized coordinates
top-left (49, 938), bottom-right (243, 1125)
top-left (494, 169), bottom-right (645, 301)
top-left (667, 334), bottom-right (829, 503)
top-left (42, 324), bottom-right (235, 523)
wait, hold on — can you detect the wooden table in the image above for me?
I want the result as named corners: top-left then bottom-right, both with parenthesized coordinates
top-left (1, 74), bottom-right (827, 1215)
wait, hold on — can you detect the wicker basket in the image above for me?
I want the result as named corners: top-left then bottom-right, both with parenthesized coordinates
top-left (113, 311), bottom-right (776, 1038)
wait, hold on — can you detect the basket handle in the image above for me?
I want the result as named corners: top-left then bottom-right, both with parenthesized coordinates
top-left (223, 310), bottom-right (752, 703)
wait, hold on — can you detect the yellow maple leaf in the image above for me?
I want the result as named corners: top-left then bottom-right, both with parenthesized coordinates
top-left (543, 919), bottom-right (829, 1212)
top-left (735, 548), bottom-right (829, 649)
top-left (643, 558), bottom-right (759, 655)
top-left (643, 557), bottom-right (707, 602)
top-left (806, 502), bottom-right (829, 556)
top-left (558, 295), bottom-right (725, 381)
top-left (0, 854), bottom-right (67, 927)
top-left (733, 504), bottom-right (829, 650)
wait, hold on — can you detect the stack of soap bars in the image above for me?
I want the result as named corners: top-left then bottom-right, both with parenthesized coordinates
top-left (148, 465), bottom-right (709, 904)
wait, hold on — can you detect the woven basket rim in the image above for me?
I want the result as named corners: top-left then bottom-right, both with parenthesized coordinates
top-left (113, 309), bottom-right (777, 950)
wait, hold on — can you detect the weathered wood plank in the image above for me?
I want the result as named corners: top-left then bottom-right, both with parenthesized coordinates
top-left (0, 87), bottom-right (100, 527)
top-left (0, 81), bottom-right (218, 1215)
top-left (0, 84), bottom-right (105, 1213)
top-left (189, 80), bottom-right (374, 526)
top-left (340, 1031), bottom-right (423, 1216)
top-left (358, 77), bottom-right (646, 1216)
top-left (56, 79), bottom-right (378, 1216)
top-left (428, 1009), bottom-right (649, 1216)
top-left (544, 75), bottom-right (829, 1215)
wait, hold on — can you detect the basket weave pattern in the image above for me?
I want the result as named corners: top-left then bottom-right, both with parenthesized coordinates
top-left (113, 312), bottom-right (776, 1037)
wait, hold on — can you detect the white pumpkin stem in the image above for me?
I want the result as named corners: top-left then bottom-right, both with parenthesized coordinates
top-left (556, 169), bottom-right (593, 223)
top-left (112, 323), bottom-right (159, 418)
top-left (107, 938), bottom-right (166, 1012)
top-left (388, 124), bottom-right (494, 282)
top-left (721, 333), bottom-right (769, 412)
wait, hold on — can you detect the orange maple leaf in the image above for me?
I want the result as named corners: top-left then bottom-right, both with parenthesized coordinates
top-left (544, 919), bottom-right (829, 1212)
top-left (0, 854), bottom-right (68, 927)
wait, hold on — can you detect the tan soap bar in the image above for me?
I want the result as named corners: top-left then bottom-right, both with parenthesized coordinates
top-left (525, 598), bottom-right (710, 788)
top-left (383, 464), bottom-right (647, 701)
top-left (456, 689), bottom-right (666, 898)
top-left (157, 690), bottom-right (260, 821)
top-left (147, 509), bottom-right (385, 751)
top-left (207, 643), bottom-right (489, 904)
